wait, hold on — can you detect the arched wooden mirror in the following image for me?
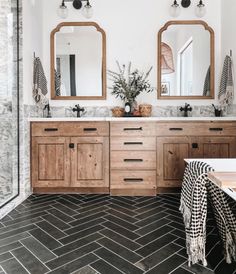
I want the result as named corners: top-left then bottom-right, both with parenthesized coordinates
top-left (51, 22), bottom-right (106, 100)
top-left (157, 20), bottom-right (215, 99)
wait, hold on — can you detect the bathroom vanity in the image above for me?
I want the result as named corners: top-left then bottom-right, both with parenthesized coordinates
top-left (30, 117), bottom-right (236, 196)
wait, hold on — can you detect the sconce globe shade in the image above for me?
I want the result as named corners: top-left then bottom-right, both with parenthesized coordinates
top-left (170, 5), bottom-right (181, 17)
top-left (73, 0), bottom-right (82, 9)
top-left (82, 5), bottom-right (93, 18)
top-left (57, 5), bottom-right (69, 19)
top-left (195, 4), bottom-right (206, 17)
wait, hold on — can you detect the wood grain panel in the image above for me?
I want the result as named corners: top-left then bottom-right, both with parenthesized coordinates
top-left (111, 137), bottom-right (156, 151)
top-left (31, 122), bottom-right (109, 137)
top-left (71, 137), bottom-right (109, 188)
top-left (32, 137), bottom-right (70, 188)
top-left (157, 136), bottom-right (190, 187)
top-left (111, 151), bottom-right (156, 170)
top-left (110, 171), bottom-right (156, 189)
top-left (156, 122), bottom-right (236, 136)
top-left (110, 122), bottom-right (156, 137)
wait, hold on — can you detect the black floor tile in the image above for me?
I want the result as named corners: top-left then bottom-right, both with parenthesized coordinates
top-left (69, 212), bottom-right (106, 227)
top-left (47, 208), bottom-right (75, 223)
top-left (0, 194), bottom-right (230, 274)
top-left (0, 252), bottom-right (12, 263)
top-left (41, 214), bottom-right (71, 230)
top-left (97, 237), bottom-right (142, 263)
top-left (1, 258), bottom-right (29, 274)
top-left (136, 243), bottom-right (182, 271)
top-left (0, 232), bottom-right (30, 247)
top-left (0, 241), bottom-right (22, 255)
top-left (136, 233), bottom-right (177, 257)
top-left (11, 247), bottom-right (49, 273)
top-left (46, 243), bottom-right (100, 270)
top-left (53, 233), bottom-right (103, 256)
top-left (91, 259), bottom-right (123, 274)
top-left (104, 214), bottom-right (139, 231)
top-left (60, 225), bottom-right (104, 245)
top-left (145, 253), bottom-right (186, 274)
top-left (49, 253), bottom-right (98, 274)
top-left (20, 237), bottom-right (56, 262)
top-left (94, 247), bottom-right (144, 274)
top-left (99, 228), bottom-right (141, 251)
top-left (136, 225), bottom-right (174, 245)
top-left (102, 221), bottom-right (139, 240)
top-left (29, 228), bottom-right (62, 250)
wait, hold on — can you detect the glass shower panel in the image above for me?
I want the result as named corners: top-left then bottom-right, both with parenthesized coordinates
top-left (0, 0), bottom-right (19, 207)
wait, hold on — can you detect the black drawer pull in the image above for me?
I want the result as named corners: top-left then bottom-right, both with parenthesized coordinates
top-left (169, 128), bottom-right (183, 131)
top-left (192, 143), bottom-right (199, 149)
top-left (124, 178), bottom-right (144, 182)
top-left (209, 128), bottom-right (223, 131)
top-left (124, 159), bottom-right (143, 162)
top-left (124, 142), bottom-right (143, 145)
top-left (69, 143), bottom-right (75, 149)
top-left (83, 128), bottom-right (97, 132)
top-left (44, 128), bottom-right (58, 132)
top-left (124, 127), bottom-right (143, 131)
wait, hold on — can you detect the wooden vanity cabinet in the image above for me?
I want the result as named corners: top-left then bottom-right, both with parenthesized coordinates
top-left (110, 122), bottom-right (157, 196)
top-left (156, 122), bottom-right (236, 192)
top-left (31, 122), bottom-right (109, 193)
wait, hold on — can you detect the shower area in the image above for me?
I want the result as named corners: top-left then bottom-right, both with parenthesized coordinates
top-left (0, 0), bottom-right (20, 208)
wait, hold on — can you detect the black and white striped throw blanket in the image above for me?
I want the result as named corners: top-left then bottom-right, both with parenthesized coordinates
top-left (180, 161), bottom-right (236, 266)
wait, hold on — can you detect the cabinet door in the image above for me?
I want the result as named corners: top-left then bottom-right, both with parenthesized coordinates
top-left (71, 137), bottom-right (109, 188)
top-left (32, 137), bottom-right (70, 188)
top-left (157, 137), bottom-right (190, 187)
top-left (190, 136), bottom-right (236, 158)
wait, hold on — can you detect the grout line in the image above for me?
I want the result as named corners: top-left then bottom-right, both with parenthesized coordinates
top-left (8, 251), bottom-right (31, 274)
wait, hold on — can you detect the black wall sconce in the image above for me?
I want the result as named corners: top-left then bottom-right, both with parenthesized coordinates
top-left (170, 0), bottom-right (206, 18)
top-left (58, 0), bottom-right (93, 19)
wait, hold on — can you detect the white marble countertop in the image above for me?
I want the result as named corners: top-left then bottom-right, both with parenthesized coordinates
top-left (29, 116), bottom-right (236, 122)
top-left (185, 159), bottom-right (236, 201)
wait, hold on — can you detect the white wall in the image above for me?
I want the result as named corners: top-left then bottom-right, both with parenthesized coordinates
top-left (23, 0), bottom-right (222, 107)
top-left (221, 0), bottom-right (236, 104)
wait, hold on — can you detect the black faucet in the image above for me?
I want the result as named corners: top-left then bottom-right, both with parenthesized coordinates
top-left (72, 104), bottom-right (85, 118)
top-left (180, 103), bottom-right (192, 117)
top-left (43, 104), bottom-right (52, 118)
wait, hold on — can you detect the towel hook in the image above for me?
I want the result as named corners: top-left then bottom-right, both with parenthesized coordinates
top-left (230, 50), bottom-right (232, 57)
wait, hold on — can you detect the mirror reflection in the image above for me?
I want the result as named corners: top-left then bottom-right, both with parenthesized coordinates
top-left (158, 21), bottom-right (214, 98)
top-left (51, 23), bottom-right (106, 100)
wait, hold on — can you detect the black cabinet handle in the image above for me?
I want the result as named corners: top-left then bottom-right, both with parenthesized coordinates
top-left (69, 143), bottom-right (75, 149)
top-left (192, 143), bottom-right (199, 149)
top-left (83, 128), bottom-right (97, 132)
top-left (44, 128), bottom-right (58, 132)
top-left (124, 159), bottom-right (143, 162)
top-left (209, 128), bottom-right (223, 131)
top-left (169, 128), bottom-right (183, 131)
top-left (123, 127), bottom-right (143, 131)
top-left (124, 178), bottom-right (144, 182)
top-left (124, 142), bottom-right (143, 145)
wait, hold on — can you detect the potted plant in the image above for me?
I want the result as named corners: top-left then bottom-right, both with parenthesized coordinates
top-left (108, 62), bottom-right (153, 115)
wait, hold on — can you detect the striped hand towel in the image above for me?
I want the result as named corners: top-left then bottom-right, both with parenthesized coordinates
top-left (219, 55), bottom-right (234, 106)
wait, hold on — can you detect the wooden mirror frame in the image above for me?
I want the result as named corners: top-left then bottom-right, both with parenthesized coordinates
top-left (50, 22), bottom-right (107, 100)
top-left (157, 20), bottom-right (215, 100)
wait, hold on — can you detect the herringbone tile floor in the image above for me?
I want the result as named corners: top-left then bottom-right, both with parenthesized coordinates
top-left (0, 194), bottom-right (235, 274)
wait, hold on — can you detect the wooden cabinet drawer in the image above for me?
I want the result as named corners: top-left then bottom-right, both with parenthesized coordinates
top-left (111, 151), bottom-right (156, 170)
top-left (31, 122), bottom-right (109, 137)
top-left (111, 137), bottom-right (156, 151)
top-left (156, 122), bottom-right (236, 136)
top-left (111, 122), bottom-right (156, 136)
top-left (111, 171), bottom-right (156, 189)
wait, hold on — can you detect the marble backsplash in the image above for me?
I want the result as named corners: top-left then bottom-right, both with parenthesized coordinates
top-left (26, 104), bottom-right (236, 118)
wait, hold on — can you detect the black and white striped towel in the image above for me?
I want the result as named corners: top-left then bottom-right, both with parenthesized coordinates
top-left (180, 161), bottom-right (236, 266)
top-left (33, 57), bottom-right (48, 106)
top-left (219, 55), bottom-right (234, 106)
